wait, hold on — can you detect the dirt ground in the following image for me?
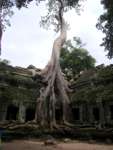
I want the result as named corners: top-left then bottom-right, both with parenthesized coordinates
top-left (1, 140), bottom-right (113, 150)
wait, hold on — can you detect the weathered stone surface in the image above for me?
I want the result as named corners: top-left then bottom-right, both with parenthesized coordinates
top-left (44, 136), bottom-right (57, 146)
top-left (0, 62), bottom-right (113, 127)
top-left (63, 138), bottom-right (71, 143)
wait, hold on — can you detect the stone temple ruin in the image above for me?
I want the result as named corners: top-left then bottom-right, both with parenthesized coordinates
top-left (0, 62), bottom-right (113, 127)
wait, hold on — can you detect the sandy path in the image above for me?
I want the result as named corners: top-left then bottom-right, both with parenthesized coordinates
top-left (1, 140), bottom-right (113, 150)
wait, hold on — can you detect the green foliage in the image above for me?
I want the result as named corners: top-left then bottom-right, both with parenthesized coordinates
top-left (97, 65), bottom-right (113, 83)
top-left (11, 0), bottom-right (84, 32)
top-left (60, 37), bottom-right (96, 80)
top-left (72, 84), bottom-right (113, 104)
top-left (0, 85), bottom-right (38, 103)
top-left (41, 0), bottom-right (84, 31)
top-left (15, 0), bottom-right (83, 9)
top-left (0, 62), bottom-right (41, 104)
top-left (72, 65), bottom-right (113, 103)
top-left (0, 0), bottom-right (14, 29)
top-left (97, 0), bottom-right (113, 58)
top-left (0, 0), bottom-right (13, 9)
top-left (0, 58), bottom-right (10, 65)
top-left (0, 72), bottom-right (37, 88)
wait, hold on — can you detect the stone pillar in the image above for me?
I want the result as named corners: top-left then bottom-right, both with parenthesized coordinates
top-left (83, 103), bottom-right (90, 123)
top-left (80, 105), bottom-right (83, 123)
top-left (0, 103), bottom-right (7, 121)
top-left (88, 105), bottom-right (93, 124)
top-left (106, 105), bottom-right (111, 124)
top-left (18, 102), bottom-right (26, 123)
top-left (0, 111), bottom-right (7, 121)
top-left (99, 101), bottom-right (105, 128)
top-left (104, 103), bottom-right (110, 124)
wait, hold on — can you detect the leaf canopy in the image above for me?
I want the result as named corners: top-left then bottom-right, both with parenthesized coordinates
top-left (0, 0), bottom-right (84, 30)
top-left (97, 0), bottom-right (113, 58)
top-left (60, 37), bottom-right (96, 80)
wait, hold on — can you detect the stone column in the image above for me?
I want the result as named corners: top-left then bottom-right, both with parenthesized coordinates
top-left (104, 103), bottom-right (110, 124)
top-left (104, 103), bottom-right (107, 123)
top-left (88, 105), bottom-right (93, 124)
top-left (99, 101), bottom-right (105, 128)
top-left (0, 103), bottom-right (7, 121)
top-left (18, 102), bottom-right (26, 123)
top-left (80, 105), bottom-right (83, 123)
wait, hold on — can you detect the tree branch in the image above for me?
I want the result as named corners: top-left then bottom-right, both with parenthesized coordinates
top-left (0, 12), bottom-right (2, 55)
top-left (57, 0), bottom-right (64, 25)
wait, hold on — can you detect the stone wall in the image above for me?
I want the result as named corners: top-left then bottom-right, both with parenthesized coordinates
top-left (0, 62), bottom-right (113, 127)
top-left (0, 63), bottom-right (41, 123)
top-left (71, 64), bottom-right (113, 127)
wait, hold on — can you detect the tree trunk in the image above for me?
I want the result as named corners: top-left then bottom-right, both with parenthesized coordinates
top-left (0, 11), bottom-right (2, 55)
top-left (35, 0), bottom-right (71, 128)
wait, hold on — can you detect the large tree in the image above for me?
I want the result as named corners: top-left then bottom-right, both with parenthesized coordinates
top-left (34, 0), bottom-right (84, 128)
top-left (97, 0), bottom-right (113, 58)
top-left (1, 0), bottom-right (84, 127)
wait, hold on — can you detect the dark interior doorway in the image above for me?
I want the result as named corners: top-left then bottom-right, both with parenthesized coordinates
top-left (6, 105), bottom-right (19, 120)
top-left (55, 107), bottom-right (63, 123)
top-left (72, 107), bottom-right (80, 121)
top-left (93, 107), bottom-right (100, 121)
top-left (110, 105), bottom-right (113, 120)
top-left (26, 108), bottom-right (35, 121)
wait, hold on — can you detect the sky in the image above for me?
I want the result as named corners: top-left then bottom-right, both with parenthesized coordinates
top-left (1, 0), bottom-right (113, 69)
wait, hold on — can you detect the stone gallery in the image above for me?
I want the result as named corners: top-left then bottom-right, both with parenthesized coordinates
top-left (0, 62), bottom-right (113, 128)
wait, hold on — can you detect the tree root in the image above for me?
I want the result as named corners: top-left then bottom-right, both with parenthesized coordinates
top-left (35, 1), bottom-right (71, 128)
top-left (63, 120), bottom-right (75, 128)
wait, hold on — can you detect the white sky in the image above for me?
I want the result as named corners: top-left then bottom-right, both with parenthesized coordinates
top-left (1, 0), bottom-right (113, 69)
